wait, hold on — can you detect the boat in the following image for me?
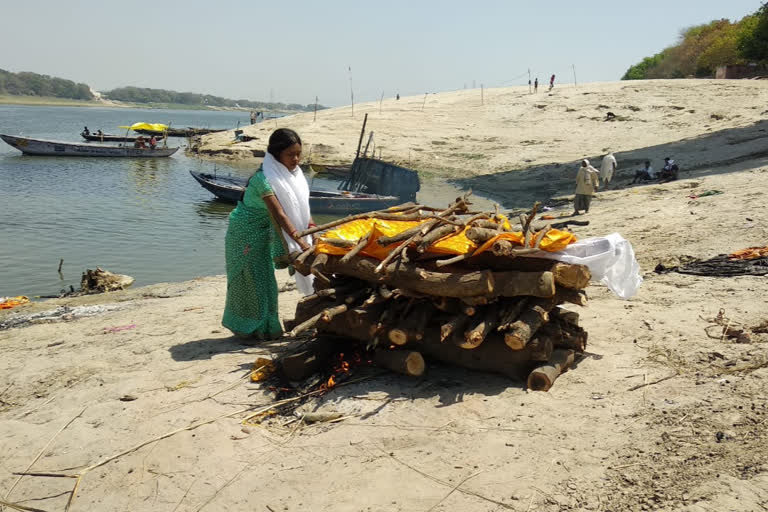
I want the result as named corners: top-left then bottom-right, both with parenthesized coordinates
top-left (339, 157), bottom-right (420, 201)
top-left (0, 134), bottom-right (178, 157)
top-left (81, 131), bottom-right (142, 143)
top-left (189, 171), bottom-right (401, 215)
top-left (135, 127), bottom-right (226, 138)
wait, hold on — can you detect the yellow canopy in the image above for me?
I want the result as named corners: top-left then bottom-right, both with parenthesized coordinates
top-left (118, 122), bottom-right (169, 132)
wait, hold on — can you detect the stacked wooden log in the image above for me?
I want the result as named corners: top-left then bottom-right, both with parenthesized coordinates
top-left (284, 196), bottom-right (589, 391)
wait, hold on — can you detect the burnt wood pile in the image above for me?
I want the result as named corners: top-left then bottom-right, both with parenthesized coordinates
top-left (282, 195), bottom-right (589, 391)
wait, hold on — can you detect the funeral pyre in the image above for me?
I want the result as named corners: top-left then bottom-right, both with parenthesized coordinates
top-left (282, 194), bottom-right (591, 392)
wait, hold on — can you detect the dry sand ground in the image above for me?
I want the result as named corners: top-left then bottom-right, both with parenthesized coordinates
top-left (1, 160), bottom-right (768, 511)
top-left (2, 80), bottom-right (768, 511)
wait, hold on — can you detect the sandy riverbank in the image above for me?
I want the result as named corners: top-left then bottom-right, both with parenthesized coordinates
top-left (196, 79), bottom-right (768, 207)
top-left (1, 152), bottom-right (768, 510)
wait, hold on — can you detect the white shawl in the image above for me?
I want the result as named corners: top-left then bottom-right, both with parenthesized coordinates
top-left (262, 152), bottom-right (314, 295)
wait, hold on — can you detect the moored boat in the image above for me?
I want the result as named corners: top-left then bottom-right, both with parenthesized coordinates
top-left (189, 171), bottom-right (401, 215)
top-left (81, 131), bottom-right (143, 143)
top-left (0, 134), bottom-right (178, 157)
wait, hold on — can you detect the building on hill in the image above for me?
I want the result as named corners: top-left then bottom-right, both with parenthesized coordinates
top-left (715, 64), bottom-right (760, 79)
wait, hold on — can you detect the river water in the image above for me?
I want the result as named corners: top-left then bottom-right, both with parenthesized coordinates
top-left (0, 105), bottom-right (490, 298)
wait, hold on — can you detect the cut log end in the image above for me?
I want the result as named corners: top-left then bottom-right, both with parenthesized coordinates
top-left (374, 349), bottom-right (425, 377)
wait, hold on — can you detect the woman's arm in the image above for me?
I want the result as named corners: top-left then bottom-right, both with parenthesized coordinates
top-left (263, 194), bottom-right (310, 251)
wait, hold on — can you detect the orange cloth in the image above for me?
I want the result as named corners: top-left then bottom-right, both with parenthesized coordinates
top-left (729, 246), bottom-right (768, 260)
top-left (315, 217), bottom-right (576, 260)
top-left (0, 296), bottom-right (29, 310)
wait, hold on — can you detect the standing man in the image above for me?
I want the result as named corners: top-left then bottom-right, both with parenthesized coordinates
top-left (534, 78), bottom-right (538, 93)
top-left (549, 74), bottom-right (556, 91)
top-left (250, 111), bottom-right (256, 125)
top-left (600, 152), bottom-right (617, 188)
top-left (573, 159), bottom-right (599, 215)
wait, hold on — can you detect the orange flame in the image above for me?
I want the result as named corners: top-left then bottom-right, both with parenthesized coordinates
top-left (326, 375), bottom-right (336, 388)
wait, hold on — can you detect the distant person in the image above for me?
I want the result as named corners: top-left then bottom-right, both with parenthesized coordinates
top-left (600, 152), bottom-right (617, 188)
top-left (133, 135), bottom-right (146, 149)
top-left (149, 135), bottom-right (158, 149)
top-left (396, 93), bottom-right (400, 100)
top-left (631, 160), bottom-right (655, 184)
top-left (96, 129), bottom-right (103, 136)
top-left (659, 157), bottom-right (679, 182)
top-left (573, 159), bottom-right (599, 215)
top-left (534, 78), bottom-right (538, 93)
top-left (83, 126), bottom-right (90, 135)
top-left (549, 74), bottom-right (556, 90)
top-left (250, 111), bottom-right (256, 125)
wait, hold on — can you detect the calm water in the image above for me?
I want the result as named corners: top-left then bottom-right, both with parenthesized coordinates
top-left (0, 105), bottom-right (487, 298)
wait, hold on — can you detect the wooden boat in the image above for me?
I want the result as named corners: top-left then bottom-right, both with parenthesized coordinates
top-left (0, 134), bottom-right (178, 157)
top-left (340, 157), bottom-right (420, 201)
top-left (189, 171), bottom-right (401, 215)
top-left (135, 127), bottom-right (226, 138)
top-left (81, 131), bottom-right (143, 143)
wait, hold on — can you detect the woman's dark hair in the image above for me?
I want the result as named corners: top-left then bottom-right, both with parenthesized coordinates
top-left (267, 128), bottom-right (302, 158)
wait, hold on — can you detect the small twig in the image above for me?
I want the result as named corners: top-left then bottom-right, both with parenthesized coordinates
top-left (0, 499), bottom-right (50, 512)
top-left (5, 407), bottom-right (86, 503)
top-left (628, 373), bottom-right (677, 391)
top-left (426, 471), bottom-right (483, 512)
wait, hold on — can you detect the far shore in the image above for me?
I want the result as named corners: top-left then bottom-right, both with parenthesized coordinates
top-left (0, 94), bottom-right (309, 114)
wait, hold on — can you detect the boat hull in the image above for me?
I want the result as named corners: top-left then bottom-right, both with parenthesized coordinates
top-left (1, 134), bottom-right (178, 157)
top-left (189, 171), bottom-right (400, 215)
top-left (81, 132), bottom-right (142, 143)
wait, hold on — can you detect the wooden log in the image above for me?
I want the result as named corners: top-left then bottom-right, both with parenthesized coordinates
top-left (551, 307), bottom-right (580, 327)
top-left (303, 254), bottom-right (496, 298)
top-left (441, 314), bottom-right (470, 342)
top-left (470, 219), bottom-right (509, 231)
top-left (492, 239), bottom-right (515, 257)
top-left (418, 334), bottom-right (539, 380)
top-left (388, 304), bottom-right (432, 345)
top-left (374, 349), bottom-right (425, 377)
top-left (318, 237), bottom-right (356, 249)
top-left (527, 336), bottom-right (554, 362)
top-left (537, 319), bottom-right (588, 352)
top-left (457, 304), bottom-right (499, 349)
top-left (320, 304), bottom-right (350, 323)
top-left (504, 298), bottom-right (556, 350)
top-left (281, 337), bottom-right (340, 381)
top-left (416, 224), bottom-right (460, 253)
top-left (527, 349), bottom-right (575, 391)
top-left (461, 296), bottom-right (489, 306)
top-left (340, 234), bottom-right (370, 264)
top-left (493, 271), bottom-right (555, 298)
top-left (319, 304), bottom-right (539, 380)
top-left (551, 264), bottom-right (590, 290)
top-left (466, 226), bottom-right (503, 244)
top-left (556, 287), bottom-right (588, 306)
top-left (497, 298), bottom-right (529, 331)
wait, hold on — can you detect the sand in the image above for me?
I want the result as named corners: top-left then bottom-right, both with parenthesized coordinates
top-left (2, 80), bottom-right (768, 511)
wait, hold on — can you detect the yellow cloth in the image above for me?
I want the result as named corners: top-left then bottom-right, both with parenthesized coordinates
top-left (316, 216), bottom-right (576, 259)
top-left (118, 122), bottom-right (169, 132)
top-left (0, 296), bottom-right (29, 310)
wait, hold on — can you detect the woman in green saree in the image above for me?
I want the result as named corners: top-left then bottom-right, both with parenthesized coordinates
top-left (222, 128), bottom-right (315, 338)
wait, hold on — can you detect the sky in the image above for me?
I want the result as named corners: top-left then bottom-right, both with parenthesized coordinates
top-left (0, 0), bottom-right (762, 107)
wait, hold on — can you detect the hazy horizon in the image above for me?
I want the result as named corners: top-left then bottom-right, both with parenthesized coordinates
top-left (1, 0), bottom-right (762, 107)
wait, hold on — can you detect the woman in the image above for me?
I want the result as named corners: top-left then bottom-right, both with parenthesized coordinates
top-left (573, 159), bottom-right (599, 215)
top-left (222, 128), bottom-right (315, 338)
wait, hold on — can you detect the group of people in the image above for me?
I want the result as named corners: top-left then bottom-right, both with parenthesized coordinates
top-left (529, 75), bottom-right (556, 94)
top-left (573, 153), bottom-right (680, 215)
top-left (82, 126), bottom-right (103, 136)
top-left (631, 158), bottom-right (679, 184)
top-left (133, 135), bottom-right (158, 149)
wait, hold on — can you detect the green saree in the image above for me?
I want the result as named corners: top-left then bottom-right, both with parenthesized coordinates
top-left (221, 170), bottom-right (287, 338)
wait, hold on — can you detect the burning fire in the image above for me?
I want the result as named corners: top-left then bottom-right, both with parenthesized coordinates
top-left (323, 351), bottom-right (368, 390)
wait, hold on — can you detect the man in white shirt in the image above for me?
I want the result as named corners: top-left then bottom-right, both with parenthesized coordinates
top-left (600, 152), bottom-right (617, 187)
top-left (631, 160), bottom-right (654, 184)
